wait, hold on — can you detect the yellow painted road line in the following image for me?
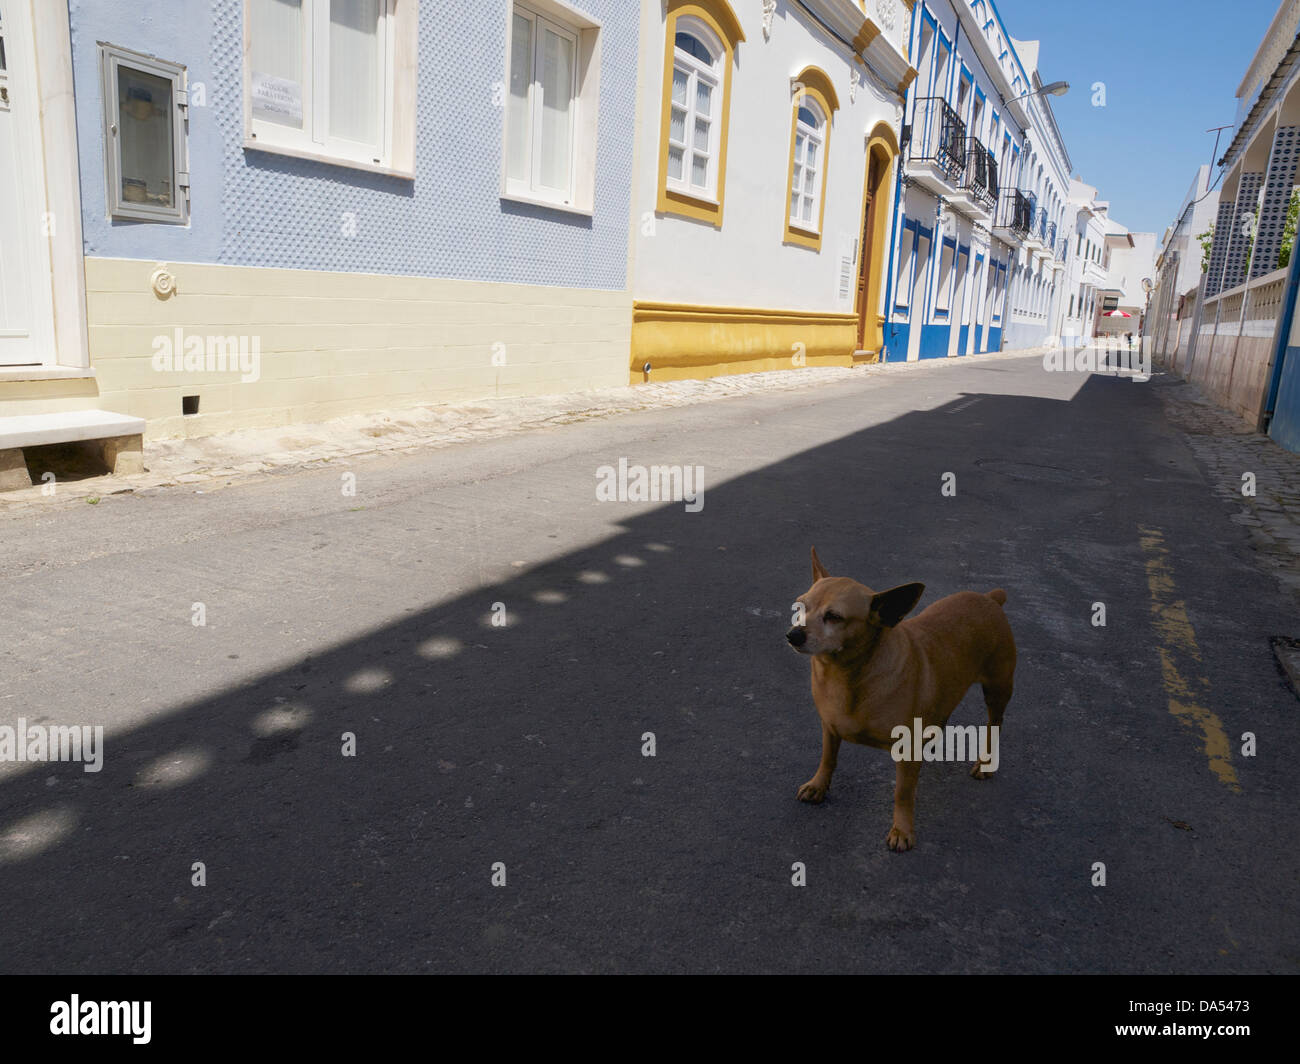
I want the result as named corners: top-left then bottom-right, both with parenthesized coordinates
top-left (1138, 526), bottom-right (1241, 792)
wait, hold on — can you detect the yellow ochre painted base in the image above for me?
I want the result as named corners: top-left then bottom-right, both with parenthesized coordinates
top-left (629, 301), bottom-right (871, 384)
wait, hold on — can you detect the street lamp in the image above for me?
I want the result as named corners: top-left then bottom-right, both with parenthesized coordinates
top-left (1020, 81), bottom-right (1070, 100)
top-left (1011, 81), bottom-right (1068, 145)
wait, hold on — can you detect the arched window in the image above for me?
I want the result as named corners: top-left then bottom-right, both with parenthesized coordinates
top-left (656, 1), bottom-right (743, 226)
top-left (783, 66), bottom-right (839, 250)
top-left (666, 20), bottom-right (723, 198)
top-left (789, 100), bottom-right (825, 232)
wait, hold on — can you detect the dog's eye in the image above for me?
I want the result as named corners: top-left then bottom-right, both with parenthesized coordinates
top-left (823, 611), bottom-right (843, 624)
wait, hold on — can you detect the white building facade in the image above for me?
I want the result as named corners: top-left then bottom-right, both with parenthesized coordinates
top-left (1094, 226), bottom-right (1157, 337)
top-left (629, 0), bottom-right (917, 382)
top-left (885, 0), bottom-right (1071, 362)
top-left (1147, 166), bottom-right (1219, 368)
top-left (1058, 178), bottom-right (1112, 345)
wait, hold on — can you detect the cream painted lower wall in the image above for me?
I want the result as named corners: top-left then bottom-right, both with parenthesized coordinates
top-left (1189, 323), bottom-right (1274, 426)
top-left (76, 258), bottom-right (631, 439)
top-left (0, 376), bottom-right (102, 418)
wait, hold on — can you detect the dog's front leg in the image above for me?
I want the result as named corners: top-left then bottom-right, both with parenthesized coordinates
top-left (797, 721), bottom-right (840, 803)
top-left (887, 758), bottom-right (921, 851)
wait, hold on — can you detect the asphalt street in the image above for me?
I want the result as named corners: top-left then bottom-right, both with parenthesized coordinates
top-left (1, 353), bottom-right (1296, 973)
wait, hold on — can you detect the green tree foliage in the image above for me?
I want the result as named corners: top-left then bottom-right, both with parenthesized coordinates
top-left (1278, 187), bottom-right (1300, 270)
top-left (1198, 224), bottom-right (1214, 274)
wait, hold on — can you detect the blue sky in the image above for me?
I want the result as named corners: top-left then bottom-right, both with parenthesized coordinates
top-left (990, 0), bottom-right (1279, 236)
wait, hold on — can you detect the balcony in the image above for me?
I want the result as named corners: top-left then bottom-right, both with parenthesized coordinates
top-left (1082, 254), bottom-right (1108, 285)
top-left (1051, 230), bottom-right (1068, 271)
top-left (994, 189), bottom-right (1034, 240)
top-left (1027, 207), bottom-right (1046, 247)
top-left (951, 138), bottom-right (998, 222)
top-left (904, 97), bottom-right (967, 197)
top-left (1023, 207), bottom-right (1052, 259)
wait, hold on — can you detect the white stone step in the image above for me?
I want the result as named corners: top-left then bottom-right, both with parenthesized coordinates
top-left (0, 409), bottom-right (145, 450)
top-left (0, 410), bottom-right (146, 491)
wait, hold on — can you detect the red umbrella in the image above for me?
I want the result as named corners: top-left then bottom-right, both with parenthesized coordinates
top-left (1103, 310), bottom-right (1132, 317)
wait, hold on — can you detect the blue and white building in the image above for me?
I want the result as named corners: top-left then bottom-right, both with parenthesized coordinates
top-left (0, 0), bottom-right (639, 445)
top-left (884, 0), bottom-right (1072, 361)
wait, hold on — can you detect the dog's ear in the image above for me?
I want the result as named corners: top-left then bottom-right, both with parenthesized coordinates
top-left (869, 583), bottom-right (925, 627)
top-left (811, 546), bottom-right (829, 582)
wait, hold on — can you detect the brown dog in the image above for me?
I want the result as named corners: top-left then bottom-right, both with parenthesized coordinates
top-left (786, 547), bottom-right (1017, 851)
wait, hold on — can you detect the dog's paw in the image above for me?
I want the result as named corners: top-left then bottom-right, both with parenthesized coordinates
top-left (970, 762), bottom-right (995, 780)
top-left (796, 778), bottom-right (829, 803)
top-left (886, 826), bottom-right (915, 852)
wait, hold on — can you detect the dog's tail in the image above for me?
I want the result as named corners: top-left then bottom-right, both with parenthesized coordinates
top-left (987, 589), bottom-right (1008, 607)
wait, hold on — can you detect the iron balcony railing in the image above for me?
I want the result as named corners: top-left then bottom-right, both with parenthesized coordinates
top-left (1034, 208), bottom-right (1048, 243)
top-left (996, 189), bottom-right (1034, 237)
top-left (961, 139), bottom-right (998, 212)
top-left (909, 97), bottom-right (967, 184)
top-left (1046, 220), bottom-right (1057, 247)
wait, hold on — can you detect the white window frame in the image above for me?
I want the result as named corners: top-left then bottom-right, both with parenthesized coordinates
top-left (913, 234), bottom-right (932, 313)
top-left (243, 0), bottom-right (410, 177)
top-left (935, 239), bottom-right (955, 313)
top-left (666, 18), bottom-right (723, 203)
top-left (98, 43), bottom-right (190, 224)
top-left (505, 3), bottom-right (579, 207)
top-left (915, 23), bottom-right (935, 97)
top-left (895, 227), bottom-right (915, 311)
top-left (500, 0), bottom-right (601, 216)
top-left (935, 40), bottom-right (951, 102)
top-left (788, 99), bottom-right (825, 235)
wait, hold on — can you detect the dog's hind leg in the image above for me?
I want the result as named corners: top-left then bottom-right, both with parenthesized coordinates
top-left (971, 679), bottom-right (1011, 779)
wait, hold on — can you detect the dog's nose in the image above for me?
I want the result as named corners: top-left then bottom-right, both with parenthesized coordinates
top-left (786, 627), bottom-right (806, 647)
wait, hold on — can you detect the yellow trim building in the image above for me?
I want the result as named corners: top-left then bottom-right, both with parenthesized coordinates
top-left (630, 0), bottom-right (914, 383)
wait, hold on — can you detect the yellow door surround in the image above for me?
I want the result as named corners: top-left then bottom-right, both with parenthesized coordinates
top-left (858, 120), bottom-right (900, 354)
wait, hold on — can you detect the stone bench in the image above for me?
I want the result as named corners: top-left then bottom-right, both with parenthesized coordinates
top-left (0, 410), bottom-right (146, 492)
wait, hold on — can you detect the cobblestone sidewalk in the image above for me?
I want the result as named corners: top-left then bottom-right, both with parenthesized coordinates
top-left (0, 345), bottom-right (1051, 515)
top-left (1155, 373), bottom-right (1300, 606)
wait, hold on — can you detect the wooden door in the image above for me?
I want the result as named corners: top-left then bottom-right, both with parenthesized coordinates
top-left (856, 152), bottom-right (885, 349)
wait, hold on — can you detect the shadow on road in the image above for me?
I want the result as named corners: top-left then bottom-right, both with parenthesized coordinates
top-left (1, 372), bottom-right (1295, 973)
